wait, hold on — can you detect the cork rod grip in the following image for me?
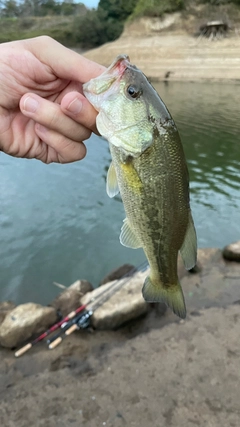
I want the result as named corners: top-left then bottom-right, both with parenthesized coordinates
top-left (15, 343), bottom-right (32, 358)
top-left (49, 337), bottom-right (62, 350)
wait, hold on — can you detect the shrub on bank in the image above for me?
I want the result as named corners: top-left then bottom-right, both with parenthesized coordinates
top-left (131, 0), bottom-right (185, 19)
top-left (73, 8), bottom-right (124, 48)
top-left (73, 0), bottom-right (138, 48)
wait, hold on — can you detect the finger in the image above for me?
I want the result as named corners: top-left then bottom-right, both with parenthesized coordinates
top-left (25, 36), bottom-right (106, 83)
top-left (35, 124), bottom-right (86, 164)
top-left (61, 91), bottom-right (99, 134)
top-left (20, 93), bottom-right (91, 142)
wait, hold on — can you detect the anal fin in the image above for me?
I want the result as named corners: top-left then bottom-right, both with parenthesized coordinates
top-left (120, 218), bottom-right (142, 249)
top-left (180, 212), bottom-right (197, 270)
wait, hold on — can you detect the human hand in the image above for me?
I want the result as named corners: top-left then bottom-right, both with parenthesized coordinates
top-left (0, 36), bottom-right (105, 163)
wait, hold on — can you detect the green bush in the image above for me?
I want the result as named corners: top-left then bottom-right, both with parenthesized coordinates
top-left (131, 0), bottom-right (185, 19)
top-left (73, 8), bottom-right (124, 48)
top-left (73, 0), bottom-right (138, 48)
top-left (99, 0), bottom-right (138, 20)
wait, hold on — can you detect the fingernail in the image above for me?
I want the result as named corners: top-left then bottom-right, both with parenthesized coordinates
top-left (67, 98), bottom-right (83, 115)
top-left (24, 97), bottom-right (38, 113)
top-left (36, 124), bottom-right (47, 133)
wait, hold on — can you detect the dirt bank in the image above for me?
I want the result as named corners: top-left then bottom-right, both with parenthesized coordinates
top-left (84, 32), bottom-right (240, 82)
top-left (0, 249), bottom-right (240, 427)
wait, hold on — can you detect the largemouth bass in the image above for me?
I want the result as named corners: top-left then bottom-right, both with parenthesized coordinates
top-left (83, 55), bottom-right (197, 319)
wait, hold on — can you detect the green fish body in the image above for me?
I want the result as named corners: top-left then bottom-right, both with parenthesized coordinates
top-left (83, 55), bottom-right (197, 319)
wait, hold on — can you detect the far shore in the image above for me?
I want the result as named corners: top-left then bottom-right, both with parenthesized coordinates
top-left (84, 32), bottom-right (240, 82)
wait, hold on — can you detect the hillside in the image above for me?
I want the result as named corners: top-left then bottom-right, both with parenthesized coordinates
top-left (84, 3), bottom-right (240, 82)
top-left (0, 15), bottom-right (78, 45)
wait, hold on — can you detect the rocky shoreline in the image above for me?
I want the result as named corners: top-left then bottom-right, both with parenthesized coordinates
top-left (0, 242), bottom-right (240, 426)
top-left (0, 241), bottom-right (239, 351)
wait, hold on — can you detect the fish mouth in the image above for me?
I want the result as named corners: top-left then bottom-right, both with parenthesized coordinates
top-left (108, 54), bottom-right (130, 78)
top-left (83, 54), bottom-right (130, 97)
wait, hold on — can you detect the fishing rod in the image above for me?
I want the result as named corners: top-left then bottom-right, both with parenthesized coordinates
top-left (48, 310), bottom-right (93, 349)
top-left (15, 261), bottom-right (148, 356)
top-left (47, 263), bottom-right (144, 348)
top-left (47, 309), bottom-right (91, 348)
top-left (48, 261), bottom-right (149, 349)
top-left (14, 303), bottom-right (87, 357)
top-left (15, 264), bottom-right (134, 357)
top-left (15, 265), bottom-right (135, 357)
top-left (47, 263), bottom-right (142, 348)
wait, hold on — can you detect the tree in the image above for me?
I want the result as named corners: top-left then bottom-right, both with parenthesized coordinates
top-left (2, 0), bottom-right (19, 17)
top-left (38, 0), bottom-right (61, 16)
top-left (74, 8), bottom-right (111, 47)
top-left (99, 0), bottom-right (138, 20)
top-left (74, 0), bottom-right (138, 48)
top-left (61, 1), bottom-right (76, 16)
top-left (18, 0), bottom-right (44, 17)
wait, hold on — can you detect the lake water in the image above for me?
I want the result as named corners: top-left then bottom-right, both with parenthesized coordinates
top-left (0, 82), bottom-right (239, 305)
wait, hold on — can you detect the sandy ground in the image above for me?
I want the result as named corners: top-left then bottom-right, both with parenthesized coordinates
top-left (84, 32), bottom-right (240, 81)
top-left (0, 249), bottom-right (240, 427)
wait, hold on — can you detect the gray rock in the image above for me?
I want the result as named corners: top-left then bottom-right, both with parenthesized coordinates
top-left (0, 301), bottom-right (16, 326)
top-left (81, 269), bottom-right (150, 329)
top-left (100, 264), bottom-right (135, 285)
top-left (0, 303), bottom-right (57, 348)
top-left (223, 241), bottom-right (240, 262)
top-left (51, 280), bottom-right (93, 317)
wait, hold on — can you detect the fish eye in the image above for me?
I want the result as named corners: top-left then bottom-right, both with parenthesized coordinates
top-left (127, 85), bottom-right (141, 99)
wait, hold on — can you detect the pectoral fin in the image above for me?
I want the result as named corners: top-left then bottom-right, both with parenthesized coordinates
top-left (180, 213), bottom-right (197, 270)
top-left (120, 218), bottom-right (142, 249)
top-left (106, 162), bottom-right (119, 198)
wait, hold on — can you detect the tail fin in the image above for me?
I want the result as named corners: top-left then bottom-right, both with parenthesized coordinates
top-left (142, 275), bottom-right (186, 319)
